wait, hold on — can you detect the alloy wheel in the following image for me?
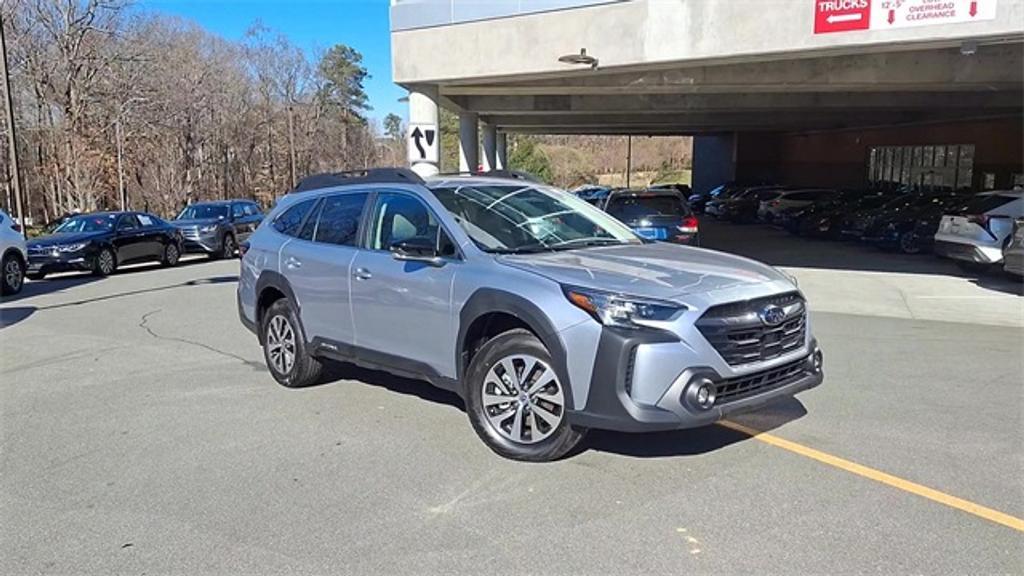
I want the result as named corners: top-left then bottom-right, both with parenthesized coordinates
top-left (99, 251), bottom-right (114, 274)
top-left (4, 258), bottom-right (22, 291)
top-left (266, 315), bottom-right (296, 375)
top-left (167, 244), bottom-right (179, 264)
top-left (481, 354), bottom-right (565, 445)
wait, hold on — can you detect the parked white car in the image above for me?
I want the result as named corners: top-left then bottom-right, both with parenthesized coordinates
top-left (1, 209), bottom-right (27, 295)
top-left (758, 189), bottom-right (836, 223)
top-left (933, 190), bottom-right (1024, 268)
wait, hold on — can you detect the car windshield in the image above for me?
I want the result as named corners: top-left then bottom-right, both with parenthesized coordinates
top-left (606, 194), bottom-right (688, 219)
top-left (430, 183), bottom-right (641, 253)
top-left (177, 204), bottom-right (228, 220)
top-left (53, 214), bottom-right (116, 233)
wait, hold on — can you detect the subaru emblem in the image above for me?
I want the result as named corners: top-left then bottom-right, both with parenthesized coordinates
top-left (760, 304), bottom-right (786, 326)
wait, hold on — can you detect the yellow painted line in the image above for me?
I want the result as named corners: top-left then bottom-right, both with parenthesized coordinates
top-left (718, 420), bottom-right (1024, 533)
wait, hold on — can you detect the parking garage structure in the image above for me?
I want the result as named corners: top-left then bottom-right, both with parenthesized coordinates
top-left (390, 0), bottom-right (1023, 193)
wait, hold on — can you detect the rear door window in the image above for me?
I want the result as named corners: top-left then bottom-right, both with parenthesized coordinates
top-left (314, 193), bottom-right (370, 246)
top-left (272, 198), bottom-right (317, 237)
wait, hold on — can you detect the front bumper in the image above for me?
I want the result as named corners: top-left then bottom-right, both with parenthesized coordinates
top-left (567, 327), bottom-right (824, 433)
top-left (182, 235), bottom-right (222, 253)
top-left (1004, 251), bottom-right (1024, 277)
top-left (26, 251), bottom-right (93, 275)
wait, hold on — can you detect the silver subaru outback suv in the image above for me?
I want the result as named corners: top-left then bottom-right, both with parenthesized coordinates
top-left (238, 169), bottom-right (823, 461)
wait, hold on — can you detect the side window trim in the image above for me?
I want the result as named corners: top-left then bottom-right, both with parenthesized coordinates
top-left (363, 188), bottom-right (463, 260)
top-left (272, 196), bottom-right (321, 239)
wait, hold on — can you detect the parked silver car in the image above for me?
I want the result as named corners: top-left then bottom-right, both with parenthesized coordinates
top-left (1003, 218), bottom-right (1024, 277)
top-left (0, 210), bottom-right (27, 295)
top-left (237, 169), bottom-right (824, 461)
top-left (934, 190), bottom-right (1024, 268)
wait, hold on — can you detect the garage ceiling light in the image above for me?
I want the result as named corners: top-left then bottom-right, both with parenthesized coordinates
top-left (558, 48), bottom-right (599, 70)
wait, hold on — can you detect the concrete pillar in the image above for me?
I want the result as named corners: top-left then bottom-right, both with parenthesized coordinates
top-left (692, 134), bottom-right (737, 195)
top-left (408, 86), bottom-right (439, 177)
top-left (495, 132), bottom-right (508, 170)
top-left (458, 112), bottom-right (479, 173)
top-left (481, 124), bottom-right (497, 172)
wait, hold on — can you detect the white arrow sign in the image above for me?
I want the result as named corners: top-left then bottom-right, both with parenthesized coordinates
top-left (407, 123), bottom-right (439, 164)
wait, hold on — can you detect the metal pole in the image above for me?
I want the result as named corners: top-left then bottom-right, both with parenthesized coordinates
top-left (0, 14), bottom-right (25, 237)
top-left (115, 116), bottom-right (126, 210)
top-left (625, 135), bottom-right (632, 188)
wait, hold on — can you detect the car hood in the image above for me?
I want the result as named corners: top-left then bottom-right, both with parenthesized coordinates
top-left (173, 218), bottom-right (222, 227)
top-left (497, 243), bottom-right (792, 301)
top-left (27, 231), bottom-right (107, 248)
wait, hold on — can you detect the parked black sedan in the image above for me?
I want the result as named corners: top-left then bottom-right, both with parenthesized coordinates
top-left (788, 192), bottom-right (892, 238)
top-left (862, 193), bottom-right (971, 254)
top-left (173, 200), bottom-right (263, 259)
top-left (26, 212), bottom-right (183, 280)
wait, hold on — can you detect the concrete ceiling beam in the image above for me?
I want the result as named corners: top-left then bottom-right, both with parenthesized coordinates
top-left (450, 92), bottom-right (1024, 115)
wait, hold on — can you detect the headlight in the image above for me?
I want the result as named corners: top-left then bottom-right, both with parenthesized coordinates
top-left (199, 225), bottom-right (218, 234)
top-left (56, 242), bottom-right (88, 253)
top-left (563, 286), bottom-right (684, 329)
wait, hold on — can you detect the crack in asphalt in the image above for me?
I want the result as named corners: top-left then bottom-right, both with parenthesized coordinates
top-left (138, 309), bottom-right (266, 372)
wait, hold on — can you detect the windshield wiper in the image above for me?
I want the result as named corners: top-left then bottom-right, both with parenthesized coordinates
top-left (548, 237), bottom-right (628, 251)
top-left (487, 243), bottom-right (556, 255)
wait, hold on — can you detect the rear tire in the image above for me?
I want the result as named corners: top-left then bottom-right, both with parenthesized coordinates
top-left (465, 329), bottom-right (586, 462)
top-left (261, 298), bottom-right (322, 388)
top-left (92, 248), bottom-right (116, 277)
top-left (1, 253), bottom-right (24, 295)
top-left (161, 242), bottom-right (181, 267)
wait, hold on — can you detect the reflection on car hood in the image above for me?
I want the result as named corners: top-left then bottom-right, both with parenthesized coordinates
top-left (173, 218), bottom-right (222, 227)
top-left (27, 231), bottom-right (107, 248)
top-left (497, 243), bottom-right (790, 300)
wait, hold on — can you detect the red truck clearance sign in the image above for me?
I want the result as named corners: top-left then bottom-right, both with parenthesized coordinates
top-left (814, 0), bottom-right (998, 34)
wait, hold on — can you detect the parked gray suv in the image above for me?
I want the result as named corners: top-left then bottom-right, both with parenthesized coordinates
top-left (238, 169), bottom-right (823, 461)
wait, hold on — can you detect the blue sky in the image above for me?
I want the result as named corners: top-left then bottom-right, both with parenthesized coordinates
top-left (140, 0), bottom-right (406, 122)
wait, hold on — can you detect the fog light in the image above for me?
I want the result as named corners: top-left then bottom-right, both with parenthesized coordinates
top-left (812, 349), bottom-right (823, 373)
top-left (696, 383), bottom-right (714, 407)
top-left (683, 377), bottom-right (717, 411)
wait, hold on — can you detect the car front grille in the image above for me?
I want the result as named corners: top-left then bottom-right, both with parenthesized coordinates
top-left (179, 226), bottom-right (201, 240)
top-left (714, 355), bottom-right (809, 405)
top-left (696, 292), bottom-right (807, 366)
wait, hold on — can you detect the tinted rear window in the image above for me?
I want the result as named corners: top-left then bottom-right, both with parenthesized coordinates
top-left (607, 195), bottom-right (688, 219)
top-left (962, 194), bottom-right (1016, 214)
top-left (273, 199), bottom-right (317, 237)
top-left (315, 193), bottom-right (369, 246)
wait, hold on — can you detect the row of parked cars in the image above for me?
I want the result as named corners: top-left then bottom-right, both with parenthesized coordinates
top-left (0, 199), bottom-right (265, 295)
top-left (687, 183), bottom-right (1024, 277)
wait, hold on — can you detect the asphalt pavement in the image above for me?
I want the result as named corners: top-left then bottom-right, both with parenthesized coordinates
top-left (1, 229), bottom-right (1022, 574)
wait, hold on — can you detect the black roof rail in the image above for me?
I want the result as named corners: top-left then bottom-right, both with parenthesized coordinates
top-left (290, 168), bottom-right (424, 193)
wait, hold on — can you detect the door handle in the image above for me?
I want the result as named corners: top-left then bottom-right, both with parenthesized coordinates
top-left (353, 267), bottom-right (372, 280)
top-left (285, 256), bottom-right (302, 269)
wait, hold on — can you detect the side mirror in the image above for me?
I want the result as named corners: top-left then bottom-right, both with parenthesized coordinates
top-left (389, 237), bottom-right (444, 267)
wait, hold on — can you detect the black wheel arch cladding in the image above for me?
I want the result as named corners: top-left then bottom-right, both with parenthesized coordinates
top-left (458, 288), bottom-right (573, 405)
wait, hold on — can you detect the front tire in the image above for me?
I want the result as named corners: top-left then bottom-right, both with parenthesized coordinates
top-left (465, 329), bottom-right (586, 461)
top-left (92, 248), bottom-right (116, 277)
top-left (261, 298), bottom-right (322, 388)
top-left (220, 234), bottom-right (237, 259)
top-left (1, 253), bottom-right (24, 295)
top-left (898, 231), bottom-right (921, 255)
